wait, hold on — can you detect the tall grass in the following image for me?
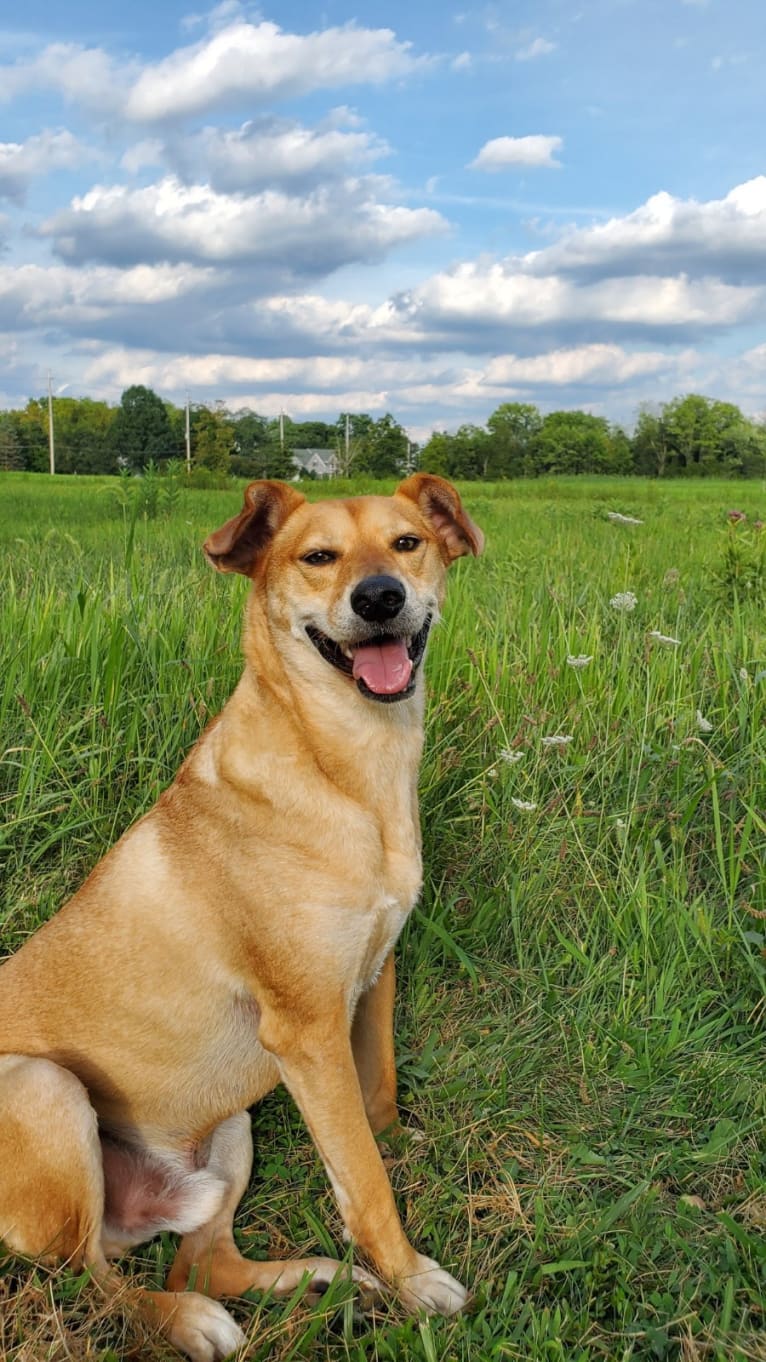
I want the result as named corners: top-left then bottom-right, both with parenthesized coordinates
top-left (1, 472), bottom-right (764, 1361)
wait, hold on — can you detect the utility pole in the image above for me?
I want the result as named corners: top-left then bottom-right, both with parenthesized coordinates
top-left (47, 370), bottom-right (55, 475)
top-left (345, 413), bottom-right (350, 474)
top-left (185, 391), bottom-right (191, 473)
top-left (279, 409), bottom-right (285, 450)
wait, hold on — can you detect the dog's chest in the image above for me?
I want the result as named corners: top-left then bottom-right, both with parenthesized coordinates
top-left (346, 892), bottom-right (411, 1012)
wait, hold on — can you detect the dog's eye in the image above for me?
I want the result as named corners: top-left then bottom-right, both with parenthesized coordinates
top-left (393, 535), bottom-right (421, 553)
top-left (301, 550), bottom-right (337, 566)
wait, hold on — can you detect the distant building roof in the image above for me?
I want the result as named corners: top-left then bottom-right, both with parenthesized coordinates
top-left (292, 447), bottom-right (337, 477)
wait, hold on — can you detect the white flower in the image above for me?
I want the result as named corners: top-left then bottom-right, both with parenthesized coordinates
top-left (607, 511), bottom-right (643, 525)
top-left (542, 734), bottom-right (573, 747)
top-left (648, 630), bottom-right (681, 647)
top-left (499, 747), bottom-right (525, 764)
top-left (614, 817), bottom-right (627, 829)
top-left (511, 797), bottom-right (537, 812)
top-left (739, 667), bottom-right (749, 683)
top-left (567, 654), bottom-right (593, 669)
top-left (696, 710), bottom-right (713, 733)
top-left (610, 591), bottom-right (638, 612)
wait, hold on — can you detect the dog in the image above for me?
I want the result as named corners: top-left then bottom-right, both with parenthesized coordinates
top-left (0, 473), bottom-right (483, 1360)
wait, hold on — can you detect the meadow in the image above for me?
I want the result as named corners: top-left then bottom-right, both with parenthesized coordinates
top-left (0, 470), bottom-right (764, 1362)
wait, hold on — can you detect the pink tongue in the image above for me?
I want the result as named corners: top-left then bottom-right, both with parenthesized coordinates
top-left (352, 639), bottom-right (413, 694)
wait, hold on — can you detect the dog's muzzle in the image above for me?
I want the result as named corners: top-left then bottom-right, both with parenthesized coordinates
top-left (305, 615), bottom-right (432, 703)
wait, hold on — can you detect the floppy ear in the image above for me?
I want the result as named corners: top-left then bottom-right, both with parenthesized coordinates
top-left (395, 473), bottom-right (484, 562)
top-left (203, 480), bottom-right (305, 576)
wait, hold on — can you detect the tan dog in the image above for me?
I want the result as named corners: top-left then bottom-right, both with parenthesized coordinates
top-left (0, 474), bottom-right (483, 1360)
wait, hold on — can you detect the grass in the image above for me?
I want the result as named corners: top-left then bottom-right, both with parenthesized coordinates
top-left (1, 470), bottom-right (765, 1362)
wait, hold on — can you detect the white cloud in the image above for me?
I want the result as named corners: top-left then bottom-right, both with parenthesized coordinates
top-left (395, 261), bottom-right (759, 336)
top-left (451, 51), bottom-right (472, 70)
top-left (161, 117), bottom-right (388, 193)
top-left (0, 129), bottom-right (99, 202)
top-left (124, 20), bottom-right (426, 122)
top-left (0, 42), bottom-right (133, 112)
top-left (528, 177), bottom-right (766, 282)
top-left (469, 135), bottom-right (563, 171)
top-left (515, 37), bottom-right (557, 60)
top-left (482, 344), bottom-right (673, 386)
top-left (120, 139), bottom-right (164, 175)
top-left (0, 261), bottom-right (218, 331)
top-left (40, 175), bottom-right (447, 273)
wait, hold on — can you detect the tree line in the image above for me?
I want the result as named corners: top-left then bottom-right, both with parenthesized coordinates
top-left (0, 385), bottom-right (764, 480)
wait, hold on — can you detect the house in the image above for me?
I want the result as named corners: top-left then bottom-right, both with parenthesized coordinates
top-left (291, 447), bottom-right (337, 479)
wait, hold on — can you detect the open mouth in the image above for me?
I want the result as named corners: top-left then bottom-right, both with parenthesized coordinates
top-left (305, 616), bottom-right (432, 703)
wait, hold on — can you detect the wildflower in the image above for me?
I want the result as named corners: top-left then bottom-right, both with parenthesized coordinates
top-left (607, 511), bottom-right (643, 525)
top-left (754, 520), bottom-right (764, 532)
top-left (663, 568), bottom-right (680, 587)
top-left (696, 710), bottom-right (713, 733)
top-left (727, 509), bottom-right (747, 524)
top-left (511, 797), bottom-right (537, 812)
top-left (499, 747), bottom-right (525, 764)
top-left (542, 734), bottom-right (573, 747)
top-left (739, 667), bottom-right (749, 683)
top-left (614, 817), bottom-right (627, 830)
top-left (567, 654), bottom-right (592, 669)
top-left (648, 630), bottom-right (680, 647)
top-left (610, 591), bottom-right (637, 612)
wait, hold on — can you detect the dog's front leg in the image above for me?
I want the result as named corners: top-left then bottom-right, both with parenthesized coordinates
top-left (351, 953), bottom-right (399, 1137)
top-left (260, 1004), bottom-right (467, 1317)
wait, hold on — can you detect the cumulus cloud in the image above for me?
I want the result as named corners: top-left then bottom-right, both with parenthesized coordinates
top-left (0, 43), bottom-right (133, 112)
top-left (0, 261), bottom-right (219, 333)
top-left (40, 175), bottom-right (447, 273)
top-left (0, 129), bottom-right (98, 203)
top-left (386, 261), bottom-right (763, 351)
top-left (527, 177), bottom-right (766, 283)
top-left (482, 344), bottom-right (673, 386)
top-left (469, 135), bottom-right (563, 171)
top-left (124, 20), bottom-right (426, 122)
top-left (159, 117), bottom-right (389, 194)
top-left (0, 20), bottom-right (427, 123)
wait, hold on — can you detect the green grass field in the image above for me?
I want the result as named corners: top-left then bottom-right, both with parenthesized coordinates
top-left (1, 471), bottom-right (765, 1362)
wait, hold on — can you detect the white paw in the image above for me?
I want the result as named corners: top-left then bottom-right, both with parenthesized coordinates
top-left (399, 1255), bottom-right (468, 1317)
top-left (167, 1293), bottom-right (246, 1362)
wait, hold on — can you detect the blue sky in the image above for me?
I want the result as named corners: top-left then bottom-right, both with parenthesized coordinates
top-left (1, 0), bottom-right (765, 439)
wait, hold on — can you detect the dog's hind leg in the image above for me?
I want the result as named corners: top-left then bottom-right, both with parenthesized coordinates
top-left (0, 1056), bottom-right (244, 1362)
top-left (0, 1054), bottom-right (107, 1271)
top-left (351, 953), bottom-right (399, 1137)
top-left (167, 1111), bottom-right (382, 1303)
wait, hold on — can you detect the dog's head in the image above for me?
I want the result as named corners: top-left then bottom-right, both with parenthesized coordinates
top-left (204, 475), bottom-right (483, 704)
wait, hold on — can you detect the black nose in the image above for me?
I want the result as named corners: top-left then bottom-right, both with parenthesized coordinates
top-left (350, 575), bottom-right (406, 623)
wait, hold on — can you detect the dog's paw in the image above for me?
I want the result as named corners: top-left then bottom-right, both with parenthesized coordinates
top-left (304, 1257), bottom-right (385, 1301)
top-left (166, 1293), bottom-right (245, 1362)
top-left (399, 1254), bottom-right (468, 1317)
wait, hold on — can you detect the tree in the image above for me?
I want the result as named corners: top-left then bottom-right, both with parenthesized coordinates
top-left (47, 397), bottom-right (117, 474)
top-left (631, 394), bottom-right (766, 478)
top-left (0, 413), bottom-right (23, 470)
top-left (358, 413), bottom-right (410, 477)
top-left (418, 431), bottom-right (453, 476)
top-left (486, 402), bottom-right (542, 477)
top-left (16, 400), bottom-right (49, 472)
top-left (333, 413), bottom-right (375, 476)
top-left (191, 403), bottom-right (235, 474)
top-left (530, 411), bottom-right (615, 475)
top-left (632, 406), bottom-right (669, 477)
top-left (110, 386), bottom-right (174, 470)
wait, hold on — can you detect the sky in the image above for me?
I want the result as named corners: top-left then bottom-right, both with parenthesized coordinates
top-left (1, 0), bottom-right (765, 441)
